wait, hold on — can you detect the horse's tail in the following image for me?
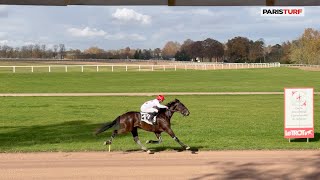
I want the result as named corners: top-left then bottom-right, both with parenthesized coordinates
top-left (94, 116), bottom-right (120, 135)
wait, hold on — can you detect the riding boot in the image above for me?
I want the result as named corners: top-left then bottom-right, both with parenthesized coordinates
top-left (148, 112), bottom-right (158, 125)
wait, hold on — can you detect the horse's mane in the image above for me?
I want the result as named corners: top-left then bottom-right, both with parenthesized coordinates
top-left (158, 99), bottom-right (180, 114)
top-left (166, 99), bottom-right (179, 108)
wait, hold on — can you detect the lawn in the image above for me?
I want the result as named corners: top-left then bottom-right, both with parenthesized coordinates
top-left (0, 67), bottom-right (320, 93)
top-left (1, 95), bottom-right (319, 152)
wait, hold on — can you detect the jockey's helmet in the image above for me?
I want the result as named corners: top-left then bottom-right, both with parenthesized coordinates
top-left (156, 95), bottom-right (165, 101)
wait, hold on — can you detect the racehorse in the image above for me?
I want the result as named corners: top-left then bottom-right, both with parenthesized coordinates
top-left (95, 99), bottom-right (190, 152)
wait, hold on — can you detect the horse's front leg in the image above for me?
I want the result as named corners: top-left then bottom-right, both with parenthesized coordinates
top-left (165, 128), bottom-right (190, 150)
top-left (146, 133), bottom-right (162, 144)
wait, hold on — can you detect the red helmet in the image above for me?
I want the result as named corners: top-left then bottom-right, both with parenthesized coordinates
top-left (156, 95), bottom-right (165, 101)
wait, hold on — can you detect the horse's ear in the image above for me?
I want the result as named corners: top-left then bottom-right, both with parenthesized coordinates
top-left (175, 99), bottom-right (180, 102)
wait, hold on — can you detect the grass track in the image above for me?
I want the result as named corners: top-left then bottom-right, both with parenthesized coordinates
top-left (0, 68), bottom-right (320, 93)
top-left (1, 95), bottom-right (319, 152)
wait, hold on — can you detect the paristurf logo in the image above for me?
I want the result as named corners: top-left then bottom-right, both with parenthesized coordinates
top-left (261, 7), bottom-right (304, 16)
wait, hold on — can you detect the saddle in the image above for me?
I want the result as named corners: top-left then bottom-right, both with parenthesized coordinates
top-left (140, 112), bottom-right (157, 125)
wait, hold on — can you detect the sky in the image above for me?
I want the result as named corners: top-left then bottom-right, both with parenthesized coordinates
top-left (0, 5), bottom-right (319, 50)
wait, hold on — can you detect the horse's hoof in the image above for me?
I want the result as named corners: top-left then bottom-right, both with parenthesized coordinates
top-left (147, 150), bottom-right (153, 154)
top-left (185, 146), bottom-right (190, 150)
top-left (146, 140), bottom-right (150, 144)
top-left (104, 141), bottom-right (111, 145)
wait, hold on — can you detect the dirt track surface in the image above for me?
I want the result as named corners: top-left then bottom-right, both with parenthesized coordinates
top-left (1, 151), bottom-right (320, 180)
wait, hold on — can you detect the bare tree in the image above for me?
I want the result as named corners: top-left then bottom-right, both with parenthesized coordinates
top-left (162, 41), bottom-right (181, 59)
top-left (59, 44), bottom-right (66, 59)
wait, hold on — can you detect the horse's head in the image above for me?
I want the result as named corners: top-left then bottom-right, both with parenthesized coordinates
top-left (167, 99), bottom-right (190, 116)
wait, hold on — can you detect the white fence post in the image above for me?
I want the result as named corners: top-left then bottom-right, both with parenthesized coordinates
top-left (81, 66), bottom-right (84, 72)
top-left (163, 65), bottom-right (165, 71)
top-left (152, 65), bottom-right (154, 71)
top-left (97, 65), bottom-right (99, 72)
top-left (13, 66), bottom-right (15, 73)
top-left (65, 66), bottom-right (68, 72)
top-left (126, 65), bottom-right (128, 72)
top-left (31, 66), bottom-right (34, 72)
top-left (49, 66), bottom-right (51, 72)
top-left (139, 65), bottom-right (141, 71)
top-left (112, 65), bottom-right (114, 72)
top-left (185, 65), bottom-right (187, 70)
top-left (175, 65), bottom-right (177, 71)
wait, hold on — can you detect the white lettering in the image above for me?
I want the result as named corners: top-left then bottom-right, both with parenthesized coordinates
top-left (285, 130), bottom-right (313, 136)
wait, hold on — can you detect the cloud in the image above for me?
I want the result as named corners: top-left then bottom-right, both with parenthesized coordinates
top-left (67, 26), bottom-right (146, 41)
top-left (151, 24), bottom-right (185, 40)
top-left (105, 33), bottom-right (146, 41)
top-left (0, 40), bottom-right (9, 45)
top-left (163, 8), bottom-right (216, 16)
top-left (0, 6), bottom-right (8, 17)
top-left (0, 32), bottom-right (6, 38)
top-left (67, 27), bottom-right (106, 37)
top-left (112, 8), bottom-right (151, 24)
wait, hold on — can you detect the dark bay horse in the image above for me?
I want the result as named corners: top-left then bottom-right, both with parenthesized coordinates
top-left (95, 99), bottom-right (190, 152)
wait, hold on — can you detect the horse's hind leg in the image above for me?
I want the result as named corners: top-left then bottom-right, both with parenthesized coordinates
top-left (131, 127), bottom-right (148, 151)
top-left (104, 130), bottom-right (117, 145)
top-left (146, 133), bottom-right (162, 144)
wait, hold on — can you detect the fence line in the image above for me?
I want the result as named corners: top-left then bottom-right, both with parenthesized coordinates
top-left (280, 64), bottom-right (320, 68)
top-left (0, 63), bottom-right (280, 73)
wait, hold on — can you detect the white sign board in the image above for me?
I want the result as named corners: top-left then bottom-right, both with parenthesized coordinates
top-left (284, 88), bottom-right (314, 139)
top-left (284, 88), bottom-right (314, 138)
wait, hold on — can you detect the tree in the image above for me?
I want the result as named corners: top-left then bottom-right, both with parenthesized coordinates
top-left (134, 50), bottom-right (139, 59)
top-left (181, 39), bottom-right (194, 52)
top-left (40, 44), bottom-right (46, 58)
top-left (175, 50), bottom-right (191, 61)
top-left (143, 49), bottom-right (152, 60)
top-left (59, 44), bottom-right (66, 59)
top-left (162, 41), bottom-right (181, 59)
top-left (290, 28), bottom-right (320, 65)
top-left (226, 36), bottom-right (251, 63)
top-left (138, 49), bottom-right (143, 59)
top-left (267, 44), bottom-right (282, 62)
top-left (153, 48), bottom-right (162, 59)
top-left (248, 40), bottom-right (264, 63)
top-left (189, 41), bottom-right (204, 61)
top-left (124, 47), bottom-right (131, 59)
top-left (66, 49), bottom-right (82, 59)
top-left (84, 46), bottom-right (105, 55)
top-left (32, 44), bottom-right (41, 58)
top-left (280, 41), bottom-right (292, 64)
top-left (202, 38), bottom-right (224, 62)
top-left (53, 45), bottom-right (58, 58)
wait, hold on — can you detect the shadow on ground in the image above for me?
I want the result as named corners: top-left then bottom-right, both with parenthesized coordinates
top-left (190, 153), bottom-right (320, 180)
top-left (289, 132), bottom-right (320, 142)
top-left (0, 120), bottom-right (126, 151)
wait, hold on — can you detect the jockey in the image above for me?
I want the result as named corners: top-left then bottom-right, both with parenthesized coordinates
top-left (140, 95), bottom-right (168, 125)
